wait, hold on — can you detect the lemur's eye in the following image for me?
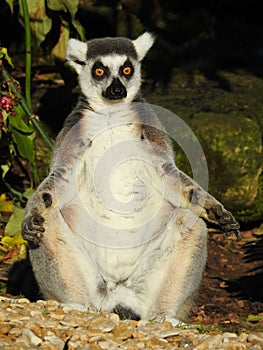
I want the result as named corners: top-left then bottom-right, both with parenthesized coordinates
top-left (92, 62), bottom-right (108, 80)
top-left (123, 66), bottom-right (132, 76)
top-left (95, 68), bottom-right (105, 77)
top-left (120, 63), bottom-right (134, 79)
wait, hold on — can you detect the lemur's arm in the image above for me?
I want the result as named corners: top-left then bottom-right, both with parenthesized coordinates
top-left (22, 115), bottom-right (91, 248)
top-left (141, 122), bottom-right (240, 239)
top-left (161, 162), bottom-right (241, 239)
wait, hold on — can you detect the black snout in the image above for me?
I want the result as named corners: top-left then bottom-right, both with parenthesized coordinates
top-left (103, 78), bottom-right (127, 100)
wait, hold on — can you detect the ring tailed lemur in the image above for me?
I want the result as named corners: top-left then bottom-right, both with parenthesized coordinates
top-left (22, 32), bottom-right (240, 324)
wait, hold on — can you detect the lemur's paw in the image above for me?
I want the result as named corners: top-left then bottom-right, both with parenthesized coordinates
top-left (22, 213), bottom-right (45, 248)
top-left (208, 205), bottom-right (241, 240)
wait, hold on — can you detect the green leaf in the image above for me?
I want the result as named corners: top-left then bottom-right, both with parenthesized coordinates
top-left (1, 165), bottom-right (9, 179)
top-left (4, 204), bottom-right (25, 237)
top-left (0, 194), bottom-right (13, 213)
top-left (72, 18), bottom-right (85, 41)
top-left (18, 0), bottom-right (52, 45)
top-left (12, 130), bottom-right (35, 162)
top-left (51, 23), bottom-right (70, 60)
top-left (5, 0), bottom-right (14, 13)
top-left (0, 47), bottom-right (14, 67)
top-left (247, 314), bottom-right (263, 322)
top-left (47, 0), bottom-right (80, 18)
top-left (47, 0), bottom-right (85, 43)
top-left (23, 187), bottom-right (35, 201)
top-left (254, 231), bottom-right (263, 236)
top-left (9, 105), bottom-right (35, 135)
top-left (1, 234), bottom-right (27, 248)
top-left (254, 224), bottom-right (263, 236)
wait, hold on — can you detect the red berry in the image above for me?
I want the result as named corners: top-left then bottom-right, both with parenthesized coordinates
top-left (0, 95), bottom-right (14, 112)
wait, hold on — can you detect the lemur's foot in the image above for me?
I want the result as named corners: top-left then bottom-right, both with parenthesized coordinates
top-left (206, 204), bottom-right (241, 240)
top-left (22, 213), bottom-right (45, 248)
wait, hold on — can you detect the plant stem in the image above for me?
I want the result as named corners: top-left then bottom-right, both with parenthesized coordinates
top-left (21, 0), bottom-right (32, 111)
top-left (2, 67), bottom-right (54, 149)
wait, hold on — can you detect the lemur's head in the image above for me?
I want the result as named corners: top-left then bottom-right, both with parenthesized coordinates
top-left (66, 33), bottom-right (155, 110)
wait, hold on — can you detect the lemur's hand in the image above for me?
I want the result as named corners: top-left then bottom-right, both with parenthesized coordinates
top-left (22, 191), bottom-right (53, 248)
top-left (161, 162), bottom-right (241, 240)
top-left (22, 212), bottom-right (45, 248)
top-left (207, 204), bottom-right (241, 240)
top-left (188, 187), bottom-right (241, 240)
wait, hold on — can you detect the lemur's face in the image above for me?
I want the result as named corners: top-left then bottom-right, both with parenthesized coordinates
top-left (66, 33), bottom-right (154, 110)
top-left (80, 54), bottom-right (140, 108)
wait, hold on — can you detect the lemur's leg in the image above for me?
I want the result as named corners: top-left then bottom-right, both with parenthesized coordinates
top-left (162, 162), bottom-right (241, 240)
top-left (127, 208), bottom-right (208, 323)
top-left (153, 214), bottom-right (207, 324)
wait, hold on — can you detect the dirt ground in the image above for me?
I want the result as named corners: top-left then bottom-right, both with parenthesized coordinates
top-left (191, 227), bottom-right (263, 332)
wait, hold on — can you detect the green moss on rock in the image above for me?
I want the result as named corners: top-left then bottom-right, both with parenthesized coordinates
top-left (235, 173), bottom-right (263, 223)
top-left (190, 113), bottom-right (262, 211)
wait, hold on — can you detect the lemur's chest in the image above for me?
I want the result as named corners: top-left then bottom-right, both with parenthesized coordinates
top-left (77, 108), bottom-right (168, 230)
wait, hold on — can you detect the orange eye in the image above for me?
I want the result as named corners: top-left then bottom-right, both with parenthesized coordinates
top-left (95, 68), bottom-right (105, 77)
top-left (123, 66), bottom-right (132, 75)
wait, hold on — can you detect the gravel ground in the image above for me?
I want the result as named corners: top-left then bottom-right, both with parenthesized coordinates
top-left (0, 297), bottom-right (263, 349)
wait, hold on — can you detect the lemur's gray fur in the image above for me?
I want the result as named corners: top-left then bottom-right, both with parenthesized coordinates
top-left (22, 33), bottom-right (240, 324)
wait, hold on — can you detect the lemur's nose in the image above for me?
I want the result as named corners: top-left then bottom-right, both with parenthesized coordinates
top-left (104, 78), bottom-right (127, 100)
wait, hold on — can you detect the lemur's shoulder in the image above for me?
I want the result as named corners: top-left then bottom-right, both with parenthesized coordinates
top-left (54, 95), bottom-right (91, 148)
top-left (132, 97), bottom-right (174, 155)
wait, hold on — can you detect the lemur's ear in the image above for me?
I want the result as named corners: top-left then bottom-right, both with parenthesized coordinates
top-left (132, 32), bottom-right (155, 61)
top-left (66, 39), bottom-right (87, 75)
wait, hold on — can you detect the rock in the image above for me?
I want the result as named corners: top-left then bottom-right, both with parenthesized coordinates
top-left (248, 333), bottom-right (263, 346)
top-left (248, 345), bottom-right (262, 350)
top-left (49, 311), bottom-right (65, 321)
top-left (22, 328), bottom-right (42, 346)
top-left (89, 334), bottom-right (105, 343)
top-left (187, 113), bottom-right (262, 214)
top-left (0, 322), bottom-right (12, 335)
top-left (99, 340), bottom-right (119, 349)
top-left (9, 327), bottom-right (22, 337)
top-left (238, 333), bottom-right (248, 342)
top-left (17, 298), bottom-right (30, 304)
top-left (222, 342), bottom-right (246, 349)
top-left (222, 332), bottom-right (238, 340)
top-left (195, 334), bottom-right (222, 349)
top-left (43, 335), bottom-right (65, 346)
top-left (87, 314), bottom-right (116, 332)
top-left (178, 338), bottom-right (193, 347)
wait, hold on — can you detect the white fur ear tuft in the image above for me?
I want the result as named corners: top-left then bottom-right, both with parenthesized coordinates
top-left (133, 32), bottom-right (155, 61)
top-left (66, 39), bottom-right (88, 75)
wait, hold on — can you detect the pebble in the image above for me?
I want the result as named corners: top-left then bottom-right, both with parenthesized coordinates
top-left (195, 335), bottom-right (222, 349)
top-left (22, 328), bottom-right (42, 346)
top-left (222, 342), bottom-right (246, 349)
top-left (0, 296), bottom-right (262, 349)
top-left (247, 333), bottom-right (263, 345)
